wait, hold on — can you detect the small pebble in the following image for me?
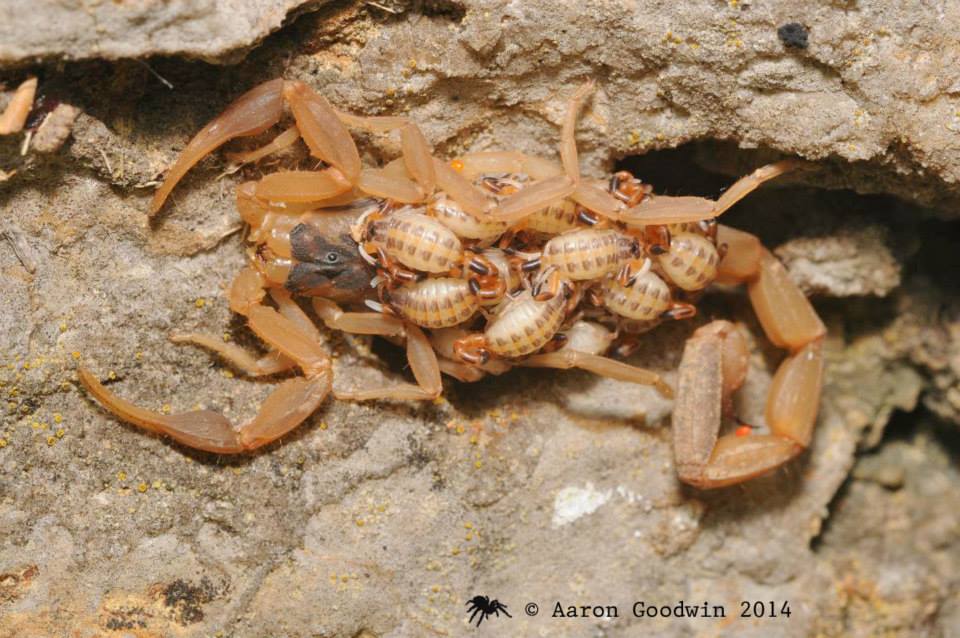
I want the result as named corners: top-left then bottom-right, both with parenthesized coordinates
top-left (778, 22), bottom-right (809, 49)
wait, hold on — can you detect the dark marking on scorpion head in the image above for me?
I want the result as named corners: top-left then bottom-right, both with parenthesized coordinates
top-left (286, 223), bottom-right (372, 300)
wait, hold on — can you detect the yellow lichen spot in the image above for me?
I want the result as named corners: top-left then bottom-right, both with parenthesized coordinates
top-left (108, 370), bottom-right (117, 380)
top-left (465, 532), bottom-right (473, 541)
top-left (59, 321), bottom-right (67, 333)
top-left (468, 435), bottom-right (478, 445)
top-left (22, 362), bottom-right (30, 370)
top-left (450, 159), bottom-right (464, 172)
top-left (728, 0), bottom-right (739, 7)
top-left (340, 575), bottom-right (349, 583)
top-left (117, 471), bottom-right (127, 481)
top-left (152, 480), bottom-right (163, 489)
top-left (385, 87), bottom-right (396, 97)
top-left (355, 518), bottom-right (365, 527)
top-left (161, 404), bottom-right (171, 415)
top-left (195, 298), bottom-right (206, 308)
top-left (135, 351), bottom-right (143, 361)
top-left (137, 482), bottom-right (148, 493)
top-left (31, 421), bottom-right (41, 430)
top-left (0, 439), bottom-right (7, 448)
top-left (407, 58), bottom-right (417, 68)
top-left (221, 369), bottom-right (234, 379)
top-left (431, 585), bottom-right (440, 593)
top-left (432, 395), bottom-right (447, 406)
top-left (53, 413), bottom-right (62, 424)
top-left (455, 424), bottom-right (465, 434)
top-left (222, 332), bottom-right (231, 342)
top-left (464, 522), bottom-right (473, 529)
top-left (71, 351), bottom-right (81, 360)
top-left (451, 546), bottom-right (461, 556)
top-left (56, 428), bottom-right (65, 439)
top-left (46, 436), bottom-right (56, 446)
top-left (474, 460), bottom-right (482, 469)
top-left (662, 31), bottom-right (682, 45)
top-left (319, 421), bottom-right (328, 430)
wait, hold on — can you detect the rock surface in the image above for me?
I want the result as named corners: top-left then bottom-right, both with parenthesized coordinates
top-left (0, 1), bottom-right (323, 64)
top-left (1, 2), bottom-right (959, 637)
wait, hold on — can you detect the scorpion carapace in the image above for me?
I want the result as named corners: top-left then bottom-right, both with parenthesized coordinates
top-left (79, 78), bottom-right (825, 488)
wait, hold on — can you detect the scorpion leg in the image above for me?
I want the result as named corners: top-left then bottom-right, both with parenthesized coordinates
top-left (571, 180), bottom-right (626, 222)
top-left (714, 224), bottom-right (762, 284)
top-left (335, 323), bottom-right (443, 401)
top-left (0, 76), bottom-right (37, 135)
top-left (438, 358), bottom-right (488, 382)
top-left (172, 284), bottom-right (316, 377)
top-left (560, 80), bottom-right (595, 181)
top-left (488, 175), bottom-right (577, 223)
top-left (312, 299), bottom-right (442, 401)
top-left (619, 160), bottom-right (798, 226)
top-left (433, 158), bottom-right (491, 217)
top-left (357, 168), bottom-right (426, 203)
top-left (312, 298), bottom-right (406, 336)
top-left (560, 82), bottom-right (630, 221)
top-left (255, 169), bottom-right (353, 203)
top-left (400, 123), bottom-right (437, 193)
top-left (151, 78), bottom-right (285, 214)
top-left (673, 234), bottom-right (825, 488)
top-left (458, 151), bottom-right (563, 181)
top-left (79, 305), bottom-right (332, 453)
top-left (282, 80), bottom-right (361, 184)
top-left (489, 82), bottom-right (599, 222)
top-left (334, 111), bottom-right (437, 198)
top-left (521, 350), bottom-right (673, 398)
top-left (168, 333), bottom-right (295, 376)
top-left (81, 265), bottom-right (337, 453)
top-left (225, 125), bottom-right (300, 164)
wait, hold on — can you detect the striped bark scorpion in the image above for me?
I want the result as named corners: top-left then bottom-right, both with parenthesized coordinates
top-left (79, 78), bottom-right (824, 489)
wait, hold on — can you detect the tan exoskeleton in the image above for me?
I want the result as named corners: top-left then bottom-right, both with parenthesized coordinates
top-left (670, 226), bottom-right (825, 488)
top-left (451, 268), bottom-right (675, 398)
top-left (78, 78), bottom-right (671, 452)
top-left (0, 76), bottom-right (37, 135)
top-left (78, 77), bottom-right (824, 491)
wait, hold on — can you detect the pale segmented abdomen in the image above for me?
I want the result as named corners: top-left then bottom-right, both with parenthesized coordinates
top-left (524, 199), bottom-right (581, 234)
top-left (602, 271), bottom-right (673, 320)
top-left (387, 277), bottom-right (479, 328)
top-left (372, 210), bottom-right (462, 273)
top-left (484, 292), bottom-right (567, 358)
top-left (428, 193), bottom-right (508, 240)
top-left (540, 229), bottom-right (637, 281)
top-left (657, 232), bottom-right (719, 291)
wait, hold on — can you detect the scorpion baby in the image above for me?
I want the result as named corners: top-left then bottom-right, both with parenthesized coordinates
top-left (79, 79), bottom-right (825, 489)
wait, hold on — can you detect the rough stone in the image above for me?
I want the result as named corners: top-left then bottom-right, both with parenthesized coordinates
top-left (775, 225), bottom-right (901, 297)
top-left (0, 1), bottom-right (323, 64)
